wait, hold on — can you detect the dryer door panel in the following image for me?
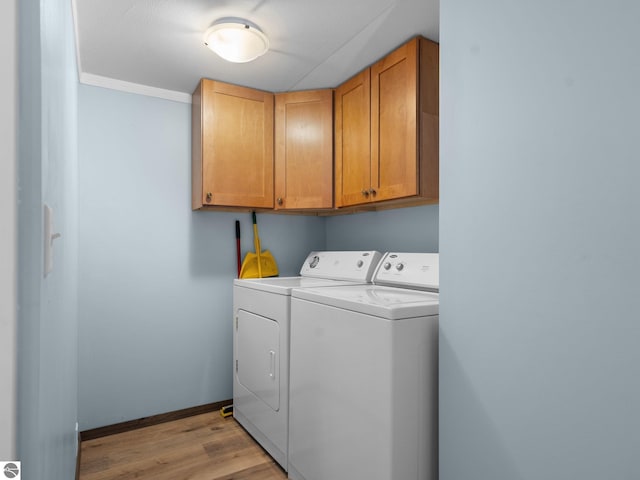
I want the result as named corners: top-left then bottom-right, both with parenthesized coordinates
top-left (236, 310), bottom-right (280, 411)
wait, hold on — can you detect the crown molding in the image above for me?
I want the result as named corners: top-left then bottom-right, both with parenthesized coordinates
top-left (79, 73), bottom-right (192, 104)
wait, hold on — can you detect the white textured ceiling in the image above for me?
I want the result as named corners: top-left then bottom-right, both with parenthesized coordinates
top-left (73, 0), bottom-right (439, 97)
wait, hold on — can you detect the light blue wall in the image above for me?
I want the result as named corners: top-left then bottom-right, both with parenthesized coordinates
top-left (440, 1), bottom-right (640, 479)
top-left (17, 0), bottom-right (79, 478)
top-left (325, 205), bottom-right (439, 252)
top-left (77, 85), bottom-right (326, 429)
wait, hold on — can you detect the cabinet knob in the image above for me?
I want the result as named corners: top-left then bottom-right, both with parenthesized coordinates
top-left (369, 188), bottom-right (377, 196)
top-left (277, 197), bottom-right (283, 206)
top-left (205, 192), bottom-right (212, 203)
top-left (361, 190), bottom-right (370, 197)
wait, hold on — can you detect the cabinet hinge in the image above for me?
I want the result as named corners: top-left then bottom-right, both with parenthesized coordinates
top-left (235, 359), bottom-right (238, 372)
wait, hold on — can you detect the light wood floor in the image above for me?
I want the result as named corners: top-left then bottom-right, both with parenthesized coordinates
top-left (79, 411), bottom-right (287, 480)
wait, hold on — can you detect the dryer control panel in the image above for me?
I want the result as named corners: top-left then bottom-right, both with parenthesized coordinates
top-left (373, 252), bottom-right (439, 291)
top-left (299, 251), bottom-right (382, 282)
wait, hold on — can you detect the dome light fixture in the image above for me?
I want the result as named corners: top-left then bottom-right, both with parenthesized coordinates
top-left (204, 19), bottom-right (269, 63)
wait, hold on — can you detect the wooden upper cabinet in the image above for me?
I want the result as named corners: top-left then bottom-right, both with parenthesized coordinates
top-left (335, 70), bottom-right (371, 207)
top-left (335, 36), bottom-right (439, 208)
top-left (192, 79), bottom-right (274, 210)
top-left (274, 90), bottom-right (333, 210)
top-left (371, 39), bottom-right (418, 202)
top-left (191, 36), bottom-right (438, 213)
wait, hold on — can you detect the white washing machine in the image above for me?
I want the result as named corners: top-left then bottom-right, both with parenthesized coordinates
top-left (288, 252), bottom-right (440, 480)
top-left (232, 251), bottom-right (382, 470)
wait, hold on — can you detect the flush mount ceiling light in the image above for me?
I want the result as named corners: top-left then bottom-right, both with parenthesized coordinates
top-left (204, 19), bottom-right (269, 63)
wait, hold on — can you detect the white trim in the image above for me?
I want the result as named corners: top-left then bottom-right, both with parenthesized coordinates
top-left (70, 0), bottom-right (82, 81)
top-left (79, 72), bottom-right (192, 104)
top-left (0, 0), bottom-right (17, 459)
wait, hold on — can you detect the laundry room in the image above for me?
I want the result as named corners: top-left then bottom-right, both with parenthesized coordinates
top-left (6, 0), bottom-right (640, 479)
top-left (75, 84), bottom-right (440, 432)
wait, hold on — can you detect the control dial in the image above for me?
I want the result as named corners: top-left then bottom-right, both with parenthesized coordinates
top-left (309, 255), bottom-right (320, 268)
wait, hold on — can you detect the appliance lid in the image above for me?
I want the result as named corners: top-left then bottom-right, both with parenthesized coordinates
top-left (234, 276), bottom-right (368, 295)
top-left (291, 285), bottom-right (439, 320)
top-left (298, 251), bottom-right (382, 282)
top-left (373, 252), bottom-right (439, 291)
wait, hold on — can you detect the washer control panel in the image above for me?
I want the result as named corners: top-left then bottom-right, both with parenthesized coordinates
top-left (300, 251), bottom-right (382, 282)
top-left (373, 252), bottom-right (439, 291)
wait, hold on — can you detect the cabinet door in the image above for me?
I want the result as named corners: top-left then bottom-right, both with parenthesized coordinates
top-left (275, 90), bottom-right (333, 210)
top-left (200, 80), bottom-right (274, 208)
top-left (371, 38), bottom-right (419, 202)
top-left (334, 70), bottom-right (371, 207)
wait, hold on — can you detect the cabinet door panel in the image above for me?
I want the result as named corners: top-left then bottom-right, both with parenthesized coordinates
top-left (201, 80), bottom-right (274, 208)
top-left (371, 38), bottom-right (418, 201)
top-left (275, 90), bottom-right (333, 210)
top-left (335, 70), bottom-right (371, 207)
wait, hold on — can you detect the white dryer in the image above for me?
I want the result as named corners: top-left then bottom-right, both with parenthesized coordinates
top-left (288, 252), bottom-right (440, 480)
top-left (232, 251), bottom-right (382, 470)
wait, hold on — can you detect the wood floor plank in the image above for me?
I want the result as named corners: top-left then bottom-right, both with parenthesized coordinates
top-left (79, 411), bottom-right (287, 480)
